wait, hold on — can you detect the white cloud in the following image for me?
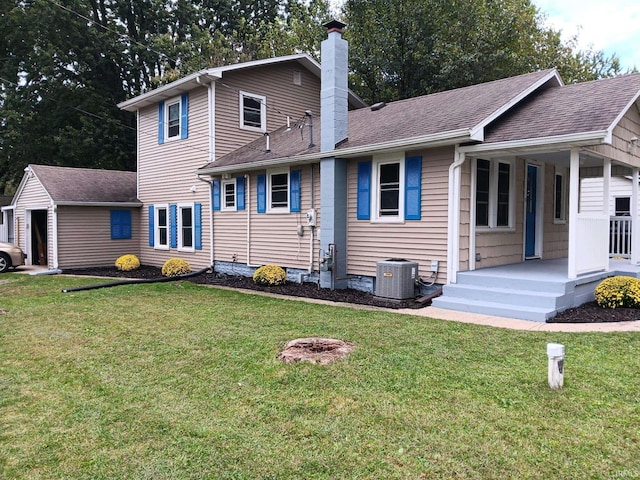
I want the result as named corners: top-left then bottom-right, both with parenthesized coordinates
top-left (533, 0), bottom-right (640, 70)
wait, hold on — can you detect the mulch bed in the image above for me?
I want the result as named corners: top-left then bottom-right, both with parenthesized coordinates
top-left (62, 265), bottom-right (424, 310)
top-left (61, 265), bottom-right (640, 323)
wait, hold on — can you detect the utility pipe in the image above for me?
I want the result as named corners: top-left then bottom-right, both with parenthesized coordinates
top-left (61, 266), bottom-right (213, 293)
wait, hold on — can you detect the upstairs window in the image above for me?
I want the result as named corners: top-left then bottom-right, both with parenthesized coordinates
top-left (240, 91), bottom-right (266, 132)
top-left (475, 158), bottom-right (514, 229)
top-left (158, 93), bottom-right (189, 144)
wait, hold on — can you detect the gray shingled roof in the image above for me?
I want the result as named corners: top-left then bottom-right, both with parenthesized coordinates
top-left (483, 73), bottom-right (640, 143)
top-left (29, 165), bottom-right (140, 204)
top-left (199, 69), bottom-right (557, 172)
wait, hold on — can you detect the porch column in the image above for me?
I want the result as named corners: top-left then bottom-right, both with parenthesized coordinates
top-left (632, 168), bottom-right (640, 264)
top-left (568, 148), bottom-right (580, 279)
top-left (447, 148), bottom-right (466, 284)
top-left (602, 159), bottom-right (611, 216)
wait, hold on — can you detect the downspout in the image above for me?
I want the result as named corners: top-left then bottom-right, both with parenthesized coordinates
top-left (632, 168), bottom-right (640, 265)
top-left (308, 163), bottom-right (315, 274)
top-left (447, 146), bottom-right (466, 284)
top-left (196, 174), bottom-right (214, 265)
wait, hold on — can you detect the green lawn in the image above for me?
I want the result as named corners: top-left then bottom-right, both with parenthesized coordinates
top-left (1, 273), bottom-right (639, 479)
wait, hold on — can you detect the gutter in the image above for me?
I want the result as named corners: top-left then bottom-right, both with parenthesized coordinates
top-left (459, 130), bottom-right (609, 155)
top-left (53, 201), bottom-right (143, 207)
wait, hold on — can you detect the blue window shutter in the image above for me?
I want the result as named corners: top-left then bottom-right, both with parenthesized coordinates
top-left (158, 102), bottom-right (165, 144)
top-left (236, 177), bottom-right (245, 211)
top-left (170, 204), bottom-right (177, 248)
top-left (111, 210), bottom-right (132, 239)
top-left (212, 178), bottom-right (220, 211)
top-left (180, 93), bottom-right (189, 139)
top-left (357, 161), bottom-right (371, 220)
top-left (257, 174), bottom-right (266, 213)
top-left (194, 203), bottom-right (202, 250)
top-left (290, 170), bottom-right (301, 213)
top-left (110, 210), bottom-right (121, 239)
top-left (405, 156), bottom-right (422, 220)
top-left (148, 205), bottom-right (155, 246)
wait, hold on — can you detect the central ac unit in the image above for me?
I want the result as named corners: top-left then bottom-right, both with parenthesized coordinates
top-left (375, 259), bottom-right (419, 300)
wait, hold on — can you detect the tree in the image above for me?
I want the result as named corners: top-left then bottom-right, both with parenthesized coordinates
top-left (342, 0), bottom-right (623, 104)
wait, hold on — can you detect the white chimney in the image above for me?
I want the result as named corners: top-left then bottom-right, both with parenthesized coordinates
top-left (321, 20), bottom-right (348, 153)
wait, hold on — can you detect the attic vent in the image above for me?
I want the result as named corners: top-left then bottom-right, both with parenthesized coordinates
top-left (293, 70), bottom-right (302, 86)
top-left (370, 102), bottom-right (386, 111)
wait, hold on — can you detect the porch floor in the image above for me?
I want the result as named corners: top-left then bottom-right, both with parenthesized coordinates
top-left (432, 258), bottom-right (640, 322)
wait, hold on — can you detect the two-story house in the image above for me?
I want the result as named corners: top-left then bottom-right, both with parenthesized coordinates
top-left (117, 54), bottom-right (365, 271)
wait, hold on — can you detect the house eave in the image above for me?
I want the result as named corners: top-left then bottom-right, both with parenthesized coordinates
top-left (117, 71), bottom-right (221, 111)
top-left (459, 131), bottom-right (609, 156)
top-left (53, 201), bottom-right (143, 207)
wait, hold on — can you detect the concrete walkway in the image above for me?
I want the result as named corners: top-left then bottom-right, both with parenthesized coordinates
top-left (10, 265), bottom-right (640, 333)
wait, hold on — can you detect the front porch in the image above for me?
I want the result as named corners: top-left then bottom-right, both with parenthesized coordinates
top-left (432, 258), bottom-right (640, 322)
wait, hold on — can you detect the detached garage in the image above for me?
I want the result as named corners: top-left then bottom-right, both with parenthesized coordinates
top-left (10, 165), bottom-right (141, 269)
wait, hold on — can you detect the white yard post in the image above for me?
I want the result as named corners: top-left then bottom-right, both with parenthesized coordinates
top-left (547, 343), bottom-right (565, 389)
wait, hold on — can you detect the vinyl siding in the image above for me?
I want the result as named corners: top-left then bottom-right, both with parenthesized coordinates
top-left (587, 106), bottom-right (640, 169)
top-left (474, 158), bottom-right (526, 268)
top-left (580, 176), bottom-right (640, 214)
top-left (346, 146), bottom-right (454, 283)
top-left (542, 165), bottom-right (569, 259)
top-left (212, 164), bottom-right (320, 269)
top-left (215, 64), bottom-right (321, 157)
top-left (13, 174), bottom-right (52, 265)
top-left (473, 160), bottom-right (570, 268)
top-left (57, 207), bottom-right (141, 268)
top-left (137, 86), bottom-right (211, 269)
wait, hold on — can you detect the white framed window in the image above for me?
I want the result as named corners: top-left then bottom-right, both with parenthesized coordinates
top-left (239, 91), bottom-right (266, 132)
top-left (554, 170), bottom-right (566, 223)
top-left (615, 196), bottom-right (631, 216)
top-left (177, 203), bottom-right (195, 251)
top-left (372, 154), bottom-right (405, 222)
top-left (475, 158), bottom-right (515, 230)
top-left (154, 204), bottom-right (169, 249)
top-left (222, 179), bottom-right (237, 211)
top-left (267, 169), bottom-right (289, 213)
top-left (165, 97), bottom-right (182, 140)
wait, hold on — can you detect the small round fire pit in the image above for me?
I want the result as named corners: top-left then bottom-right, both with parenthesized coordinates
top-left (277, 337), bottom-right (355, 365)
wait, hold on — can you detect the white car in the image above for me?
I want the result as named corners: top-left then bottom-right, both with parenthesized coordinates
top-left (0, 242), bottom-right (25, 273)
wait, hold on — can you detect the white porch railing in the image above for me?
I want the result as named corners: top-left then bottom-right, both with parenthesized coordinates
top-left (575, 214), bottom-right (609, 275)
top-left (609, 216), bottom-right (632, 258)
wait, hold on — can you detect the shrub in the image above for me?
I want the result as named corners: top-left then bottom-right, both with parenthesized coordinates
top-left (594, 276), bottom-right (640, 309)
top-left (253, 264), bottom-right (287, 286)
top-left (115, 254), bottom-right (140, 272)
top-left (161, 258), bottom-right (192, 277)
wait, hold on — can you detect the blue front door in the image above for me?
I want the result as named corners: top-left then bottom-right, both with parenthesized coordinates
top-left (525, 165), bottom-right (538, 257)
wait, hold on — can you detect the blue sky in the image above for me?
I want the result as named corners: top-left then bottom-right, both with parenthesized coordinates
top-left (533, 0), bottom-right (640, 71)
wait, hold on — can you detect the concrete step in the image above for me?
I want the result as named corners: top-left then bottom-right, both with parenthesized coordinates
top-left (454, 270), bottom-right (570, 294)
top-left (440, 283), bottom-right (569, 310)
top-left (431, 296), bottom-right (553, 322)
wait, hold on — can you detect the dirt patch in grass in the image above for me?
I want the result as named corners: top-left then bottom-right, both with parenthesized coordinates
top-left (61, 265), bottom-right (640, 323)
